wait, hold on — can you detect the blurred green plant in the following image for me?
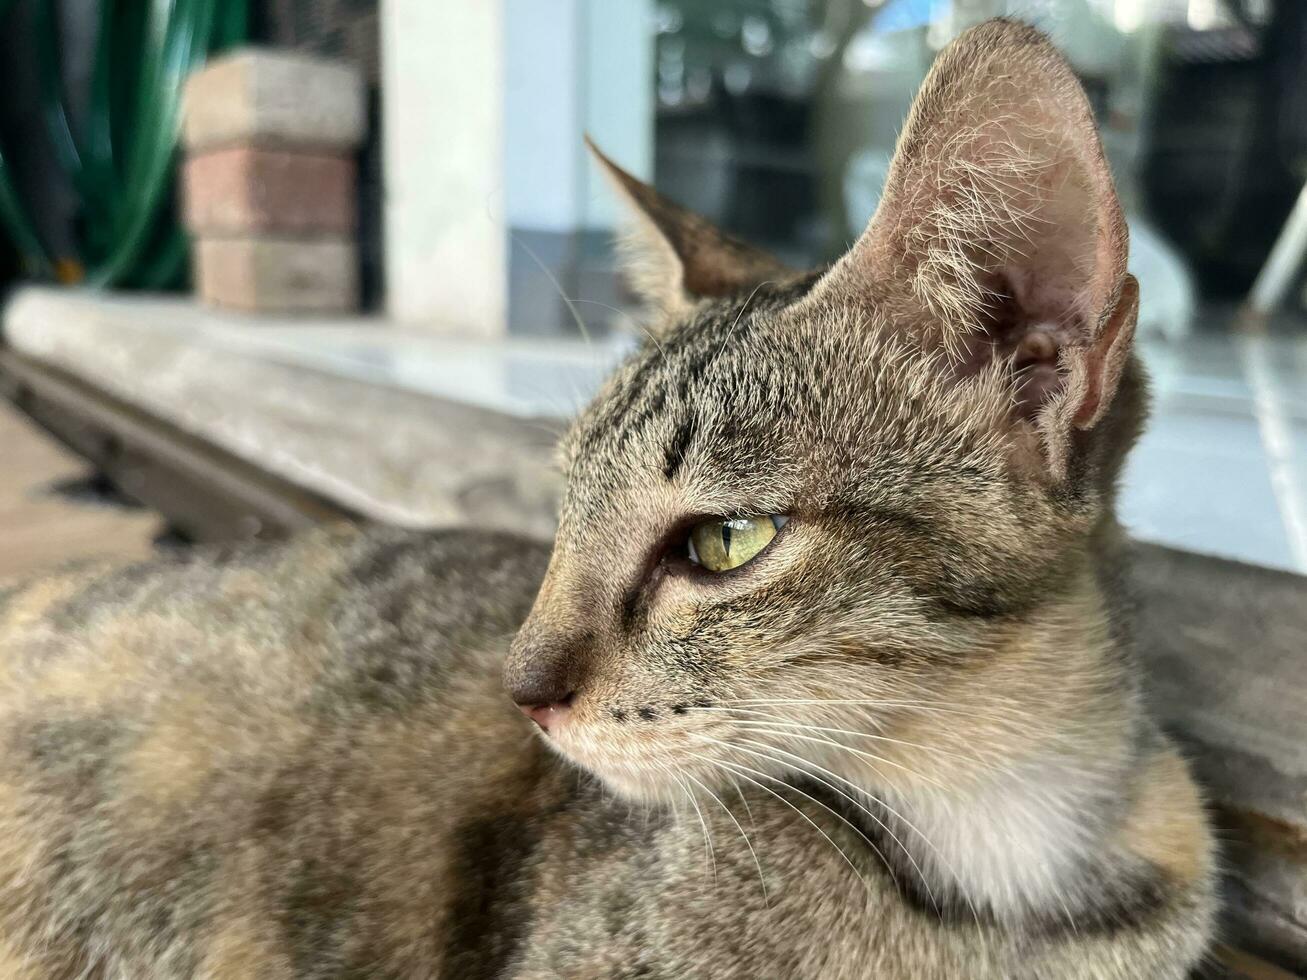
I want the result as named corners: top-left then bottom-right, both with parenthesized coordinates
top-left (0, 0), bottom-right (247, 288)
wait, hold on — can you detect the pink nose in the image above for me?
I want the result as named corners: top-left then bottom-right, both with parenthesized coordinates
top-left (518, 697), bottom-right (573, 733)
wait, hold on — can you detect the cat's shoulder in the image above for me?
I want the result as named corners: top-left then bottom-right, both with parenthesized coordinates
top-left (0, 523), bottom-right (550, 635)
top-left (0, 523), bottom-right (551, 712)
top-left (0, 523), bottom-right (551, 793)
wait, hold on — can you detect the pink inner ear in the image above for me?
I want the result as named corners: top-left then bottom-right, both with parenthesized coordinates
top-left (952, 269), bottom-right (1081, 421)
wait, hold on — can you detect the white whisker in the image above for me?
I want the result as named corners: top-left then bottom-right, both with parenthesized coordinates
top-left (719, 724), bottom-right (948, 791)
top-left (697, 735), bottom-right (917, 907)
top-left (692, 754), bottom-right (874, 893)
top-left (675, 773), bottom-right (718, 885)
top-left (681, 769), bottom-right (769, 906)
top-left (716, 279), bottom-right (773, 359)
top-left (723, 716), bottom-right (1012, 780)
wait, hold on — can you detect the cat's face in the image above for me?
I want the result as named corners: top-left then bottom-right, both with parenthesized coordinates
top-left (505, 20), bottom-right (1143, 806)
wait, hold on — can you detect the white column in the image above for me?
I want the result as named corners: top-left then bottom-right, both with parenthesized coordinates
top-left (381, 0), bottom-right (654, 335)
top-left (382, 0), bottom-right (506, 334)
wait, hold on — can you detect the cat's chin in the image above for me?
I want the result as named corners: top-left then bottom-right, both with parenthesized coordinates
top-left (574, 756), bottom-right (706, 807)
top-left (544, 731), bottom-right (721, 806)
top-left (588, 766), bottom-right (682, 806)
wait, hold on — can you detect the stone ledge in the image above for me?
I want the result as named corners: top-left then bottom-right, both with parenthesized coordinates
top-left (1, 287), bottom-right (560, 534)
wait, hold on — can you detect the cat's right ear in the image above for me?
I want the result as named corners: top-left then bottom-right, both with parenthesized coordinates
top-left (587, 138), bottom-right (791, 319)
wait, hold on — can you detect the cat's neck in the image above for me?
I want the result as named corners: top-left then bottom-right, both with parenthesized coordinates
top-left (872, 730), bottom-right (1142, 924)
top-left (826, 583), bottom-right (1149, 924)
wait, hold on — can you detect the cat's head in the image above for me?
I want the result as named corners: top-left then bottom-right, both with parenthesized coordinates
top-left (505, 19), bottom-right (1145, 806)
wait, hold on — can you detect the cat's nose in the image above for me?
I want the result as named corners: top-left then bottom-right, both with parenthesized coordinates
top-left (504, 639), bottom-right (585, 733)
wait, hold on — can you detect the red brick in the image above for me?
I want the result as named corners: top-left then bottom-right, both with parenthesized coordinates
top-left (183, 147), bottom-right (356, 236)
top-left (194, 237), bottom-right (359, 313)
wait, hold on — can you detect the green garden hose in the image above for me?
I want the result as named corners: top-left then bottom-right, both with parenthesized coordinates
top-left (0, 0), bottom-right (247, 288)
top-left (0, 0), bottom-right (52, 277)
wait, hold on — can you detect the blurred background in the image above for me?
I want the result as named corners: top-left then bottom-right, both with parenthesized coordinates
top-left (0, 0), bottom-right (1304, 578)
top-left (1, 3), bottom-right (1306, 971)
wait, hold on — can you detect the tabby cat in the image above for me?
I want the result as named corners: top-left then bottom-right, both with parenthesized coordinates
top-left (0, 20), bottom-right (1213, 978)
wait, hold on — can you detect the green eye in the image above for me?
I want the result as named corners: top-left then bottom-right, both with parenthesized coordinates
top-left (687, 516), bottom-right (788, 573)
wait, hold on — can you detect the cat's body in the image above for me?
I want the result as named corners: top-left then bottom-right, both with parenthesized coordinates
top-left (0, 21), bottom-right (1215, 978)
top-left (0, 526), bottom-right (1209, 979)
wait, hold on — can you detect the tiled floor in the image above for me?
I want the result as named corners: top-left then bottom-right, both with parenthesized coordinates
top-left (191, 310), bottom-right (1307, 574)
top-left (0, 404), bottom-right (160, 581)
top-left (1126, 331), bottom-right (1307, 574)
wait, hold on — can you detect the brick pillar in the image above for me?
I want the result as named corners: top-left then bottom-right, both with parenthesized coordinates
top-left (181, 49), bottom-right (365, 314)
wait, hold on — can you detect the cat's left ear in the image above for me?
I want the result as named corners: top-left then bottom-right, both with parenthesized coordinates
top-left (806, 19), bottom-right (1137, 480)
top-left (587, 138), bottom-right (792, 318)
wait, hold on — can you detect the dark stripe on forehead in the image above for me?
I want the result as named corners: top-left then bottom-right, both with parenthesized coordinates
top-left (663, 413), bottom-right (697, 480)
top-left (611, 308), bottom-right (742, 474)
top-left (578, 272), bottom-right (824, 474)
top-left (581, 347), bottom-right (668, 458)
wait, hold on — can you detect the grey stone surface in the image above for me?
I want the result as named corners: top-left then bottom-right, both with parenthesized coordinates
top-left (2, 288), bottom-right (561, 535)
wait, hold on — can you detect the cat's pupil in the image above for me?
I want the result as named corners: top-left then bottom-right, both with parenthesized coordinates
top-left (721, 522), bottom-right (732, 556)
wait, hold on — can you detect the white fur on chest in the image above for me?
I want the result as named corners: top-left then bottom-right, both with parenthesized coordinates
top-left (880, 752), bottom-right (1116, 923)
